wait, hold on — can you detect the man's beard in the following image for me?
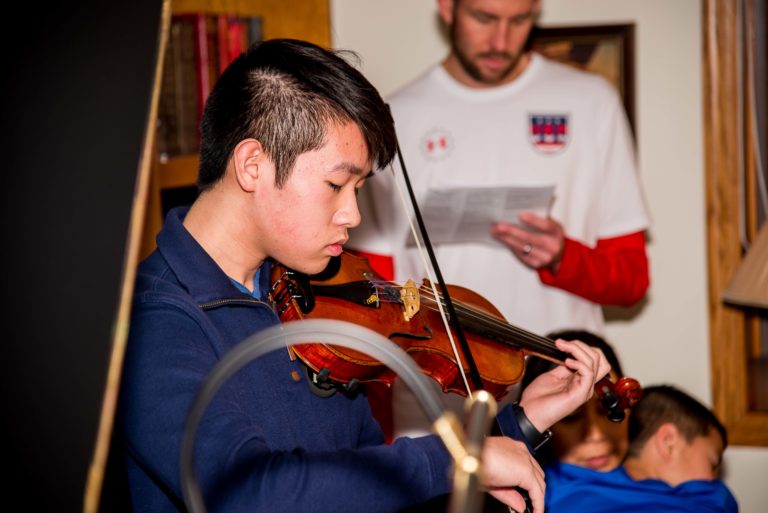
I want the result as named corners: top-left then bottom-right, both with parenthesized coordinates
top-left (451, 28), bottom-right (523, 85)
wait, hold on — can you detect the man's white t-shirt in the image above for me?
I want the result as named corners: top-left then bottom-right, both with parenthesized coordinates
top-left (352, 53), bottom-right (649, 337)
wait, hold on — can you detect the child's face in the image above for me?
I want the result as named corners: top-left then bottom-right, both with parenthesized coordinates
top-left (254, 120), bottom-right (371, 275)
top-left (551, 394), bottom-right (629, 472)
top-left (669, 428), bottom-right (724, 486)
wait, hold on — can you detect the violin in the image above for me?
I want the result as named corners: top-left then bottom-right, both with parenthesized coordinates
top-left (269, 251), bottom-right (642, 420)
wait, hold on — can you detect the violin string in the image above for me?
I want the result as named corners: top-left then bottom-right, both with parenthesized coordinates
top-left (371, 281), bottom-right (562, 360)
top-left (434, 303), bottom-right (561, 359)
top-left (426, 294), bottom-right (561, 356)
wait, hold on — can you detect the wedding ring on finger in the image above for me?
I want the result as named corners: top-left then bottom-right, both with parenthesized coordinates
top-left (522, 243), bottom-right (533, 255)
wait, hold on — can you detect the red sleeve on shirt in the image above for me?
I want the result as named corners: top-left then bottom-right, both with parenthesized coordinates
top-left (346, 249), bottom-right (395, 281)
top-left (537, 231), bottom-right (649, 306)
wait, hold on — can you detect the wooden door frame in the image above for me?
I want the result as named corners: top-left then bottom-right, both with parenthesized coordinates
top-left (703, 0), bottom-right (768, 446)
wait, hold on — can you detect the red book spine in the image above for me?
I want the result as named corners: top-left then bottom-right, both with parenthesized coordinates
top-left (217, 15), bottom-right (229, 74)
top-left (227, 16), bottom-right (245, 64)
top-left (193, 13), bottom-right (210, 125)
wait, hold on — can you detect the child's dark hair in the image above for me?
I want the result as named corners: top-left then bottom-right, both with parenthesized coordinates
top-left (627, 384), bottom-right (727, 457)
top-left (198, 39), bottom-right (396, 191)
top-left (521, 329), bottom-right (624, 389)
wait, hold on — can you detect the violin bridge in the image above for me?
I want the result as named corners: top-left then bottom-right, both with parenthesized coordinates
top-left (400, 279), bottom-right (420, 322)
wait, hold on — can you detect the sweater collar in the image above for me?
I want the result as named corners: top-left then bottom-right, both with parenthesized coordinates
top-left (156, 207), bottom-right (272, 303)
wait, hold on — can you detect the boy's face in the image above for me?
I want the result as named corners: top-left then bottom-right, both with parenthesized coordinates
top-left (668, 428), bottom-right (724, 486)
top-left (254, 120), bottom-right (371, 275)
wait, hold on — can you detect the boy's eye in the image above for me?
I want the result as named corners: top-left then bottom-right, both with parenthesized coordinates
top-left (328, 182), bottom-right (342, 192)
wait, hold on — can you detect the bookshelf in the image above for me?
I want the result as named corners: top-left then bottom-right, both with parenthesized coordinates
top-left (141, 0), bottom-right (331, 257)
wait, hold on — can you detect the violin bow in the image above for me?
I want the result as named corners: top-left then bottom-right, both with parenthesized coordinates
top-left (390, 112), bottom-right (533, 513)
top-left (390, 124), bottom-right (486, 399)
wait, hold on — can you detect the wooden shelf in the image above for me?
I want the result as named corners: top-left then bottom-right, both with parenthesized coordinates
top-left (157, 154), bottom-right (199, 189)
top-left (171, 0), bottom-right (329, 46)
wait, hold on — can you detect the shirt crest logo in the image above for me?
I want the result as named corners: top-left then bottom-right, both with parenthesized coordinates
top-left (420, 128), bottom-right (453, 161)
top-left (529, 114), bottom-right (569, 155)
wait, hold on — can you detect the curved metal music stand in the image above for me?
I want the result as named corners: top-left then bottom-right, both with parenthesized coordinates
top-left (180, 318), bottom-right (494, 513)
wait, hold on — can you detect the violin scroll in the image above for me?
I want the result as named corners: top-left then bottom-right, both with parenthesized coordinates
top-left (594, 376), bottom-right (643, 423)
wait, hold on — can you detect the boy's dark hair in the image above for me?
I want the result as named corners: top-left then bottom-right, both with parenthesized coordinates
top-left (197, 38), bottom-right (396, 191)
top-left (626, 384), bottom-right (727, 458)
top-left (521, 329), bottom-right (624, 389)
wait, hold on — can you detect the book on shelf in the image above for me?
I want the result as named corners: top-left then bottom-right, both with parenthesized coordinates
top-left (157, 12), bottom-right (262, 162)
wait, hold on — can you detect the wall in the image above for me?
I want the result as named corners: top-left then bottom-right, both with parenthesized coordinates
top-left (329, 1), bottom-right (768, 511)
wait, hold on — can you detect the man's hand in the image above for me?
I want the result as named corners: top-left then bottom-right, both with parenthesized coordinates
top-left (491, 212), bottom-right (565, 272)
top-left (481, 436), bottom-right (545, 513)
top-left (519, 339), bottom-right (611, 432)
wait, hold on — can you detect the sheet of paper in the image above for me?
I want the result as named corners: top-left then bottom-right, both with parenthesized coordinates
top-left (406, 185), bottom-right (555, 247)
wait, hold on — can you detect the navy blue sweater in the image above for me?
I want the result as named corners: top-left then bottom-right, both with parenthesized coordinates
top-left (118, 207), bottom-right (525, 513)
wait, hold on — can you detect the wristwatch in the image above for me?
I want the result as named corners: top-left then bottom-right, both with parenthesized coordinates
top-left (512, 403), bottom-right (552, 453)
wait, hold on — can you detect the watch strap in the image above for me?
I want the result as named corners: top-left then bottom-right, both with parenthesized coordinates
top-left (512, 403), bottom-right (552, 453)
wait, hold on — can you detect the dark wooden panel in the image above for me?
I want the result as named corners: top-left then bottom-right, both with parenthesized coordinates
top-left (0, 1), bottom-right (164, 511)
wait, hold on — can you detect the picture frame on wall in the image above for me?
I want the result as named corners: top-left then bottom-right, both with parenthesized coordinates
top-left (528, 24), bottom-right (636, 134)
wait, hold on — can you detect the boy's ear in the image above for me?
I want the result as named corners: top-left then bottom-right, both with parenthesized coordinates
top-left (653, 422), bottom-right (682, 461)
top-left (232, 139), bottom-right (265, 192)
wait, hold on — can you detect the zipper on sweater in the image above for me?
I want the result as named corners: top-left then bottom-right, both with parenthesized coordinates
top-left (199, 296), bottom-right (300, 378)
top-left (198, 297), bottom-right (274, 311)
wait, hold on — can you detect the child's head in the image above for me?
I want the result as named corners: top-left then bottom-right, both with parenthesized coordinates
top-left (190, 39), bottom-right (397, 275)
top-left (524, 330), bottom-right (628, 471)
top-left (627, 384), bottom-right (727, 486)
top-left (197, 38), bottom-right (396, 192)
